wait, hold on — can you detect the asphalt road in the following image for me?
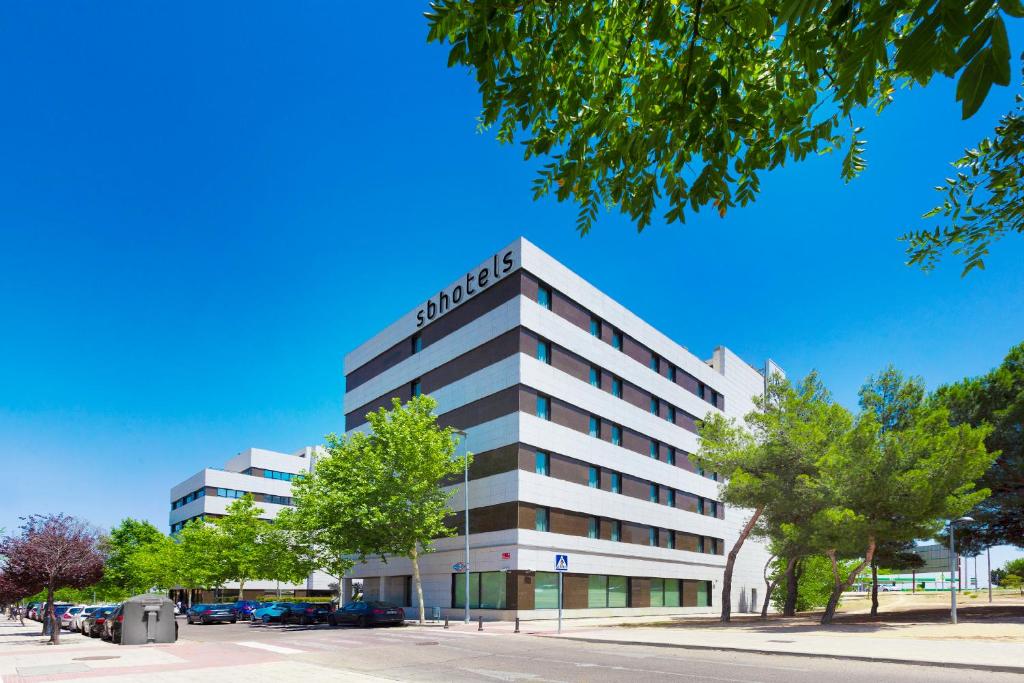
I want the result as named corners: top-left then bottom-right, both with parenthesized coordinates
top-left (177, 618), bottom-right (1018, 682)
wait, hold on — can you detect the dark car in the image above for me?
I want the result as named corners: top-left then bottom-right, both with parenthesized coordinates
top-left (232, 600), bottom-right (262, 620)
top-left (281, 602), bottom-right (330, 626)
top-left (186, 603), bottom-right (237, 625)
top-left (88, 607), bottom-right (116, 638)
top-left (101, 604), bottom-right (124, 642)
top-left (328, 601), bottom-right (405, 628)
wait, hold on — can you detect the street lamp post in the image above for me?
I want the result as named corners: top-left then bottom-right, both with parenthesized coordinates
top-left (948, 516), bottom-right (974, 624)
top-left (987, 546), bottom-right (993, 603)
top-left (452, 428), bottom-right (470, 624)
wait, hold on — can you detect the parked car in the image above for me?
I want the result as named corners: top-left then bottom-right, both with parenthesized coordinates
top-left (252, 602), bottom-right (294, 624)
top-left (75, 606), bottom-right (104, 634)
top-left (25, 602), bottom-right (42, 620)
top-left (87, 607), bottom-right (116, 638)
top-left (328, 601), bottom-right (405, 628)
top-left (60, 606), bottom-right (84, 631)
top-left (281, 602), bottom-right (330, 626)
top-left (186, 603), bottom-right (237, 625)
top-left (101, 604), bottom-right (124, 643)
top-left (232, 600), bottom-right (262, 620)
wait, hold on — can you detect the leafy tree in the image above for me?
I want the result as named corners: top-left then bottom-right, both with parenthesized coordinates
top-left (1002, 557), bottom-right (1024, 576)
top-left (291, 396), bottom-right (469, 622)
top-left (176, 520), bottom-right (228, 600)
top-left (932, 342), bottom-right (1024, 553)
top-left (857, 367), bottom-right (925, 616)
top-left (99, 518), bottom-right (165, 598)
top-left (1002, 572), bottom-right (1024, 593)
top-left (696, 371), bottom-right (849, 622)
top-left (257, 524), bottom-right (318, 599)
top-left (212, 494), bottom-right (267, 597)
top-left (903, 63), bottom-right (1024, 275)
top-left (0, 514), bottom-right (104, 643)
top-left (124, 534), bottom-right (183, 594)
top-left (869, 540), bottom-right (924, 613)
top-left (426, 1), bottom-right (1022, 259)
top-left (811, 396), bottom-right (993, 624)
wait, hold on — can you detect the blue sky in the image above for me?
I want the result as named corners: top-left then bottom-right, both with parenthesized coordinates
top-left (1, 3), bottom-right (1021, 569)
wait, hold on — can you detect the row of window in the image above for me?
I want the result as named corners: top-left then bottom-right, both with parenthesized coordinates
top-left (217, 487), bottom-right (248, 499)
top-left (534, 394), bottom-right (717, 480)
top-left (243, 467), bottom-right (301, 481)
top-left (532, 506), bottom-right (721, 553)
top-left (535, 282), bottom-right (721, 409)
top-left (171, 487), bottom-right (206, 510)
top-left (533, 451), bottom-right (720, 515)
top-left (450, 571), bottom-right (713, 610)
top-left (170, 513), bottom-right (208, 533)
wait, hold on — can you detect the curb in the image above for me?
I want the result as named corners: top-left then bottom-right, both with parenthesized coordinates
top-left (545, 635), bottom-right (1024, 675)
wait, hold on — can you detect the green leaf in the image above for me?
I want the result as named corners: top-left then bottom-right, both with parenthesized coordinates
top-left (997, 0), bottom-right (1024, 18)
top-left (989, 17), bottom-right (1012, 86)
top-left (956, 48), bottom-right (994, 119)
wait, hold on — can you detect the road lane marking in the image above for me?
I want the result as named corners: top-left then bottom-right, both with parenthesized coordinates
top-left (233, 640), bottom-right (306, 654)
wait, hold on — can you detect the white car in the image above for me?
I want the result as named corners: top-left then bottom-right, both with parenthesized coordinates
top-left (60, 606), bottom-right (85, 631)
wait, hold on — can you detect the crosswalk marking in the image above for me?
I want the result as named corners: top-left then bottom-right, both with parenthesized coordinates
top-left (234, 640), bottom-right (306, 654)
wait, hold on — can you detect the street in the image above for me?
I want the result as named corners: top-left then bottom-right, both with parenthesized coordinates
top-left (172, 619), bottom-right (1018, 682)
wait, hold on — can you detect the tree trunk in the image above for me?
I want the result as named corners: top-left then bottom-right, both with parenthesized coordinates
top-left (761, 580), bottom-right (777, 618)
top-left (410, 545), bottom-right (426, 624)
top-left (46, 585), bottom-right (59, 644)
top-left (870, 561), bottom-right (879, 617)
top-left (821, 538), bottom-right (876, 625)
top-left (783, 556), bottom-right (800, 616)
top-left (719, 505), bottom-right (763, 623)
top-left (239, 579), bottom-right (245, 601)
top-left (760, 554), bottom-right (776, 619)
top-left (276, 580), bottom-right (281, 599)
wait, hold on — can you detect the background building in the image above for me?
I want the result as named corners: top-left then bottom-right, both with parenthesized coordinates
top-left (168, 445), bottom-right (334, 600)
top-left (341, 237), bottom-right (777, 619)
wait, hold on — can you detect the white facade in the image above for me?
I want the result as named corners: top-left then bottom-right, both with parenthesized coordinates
top-left (342, 237), bottom-right (776, 618)
top-left (168, 446), bottom-right (333, 594)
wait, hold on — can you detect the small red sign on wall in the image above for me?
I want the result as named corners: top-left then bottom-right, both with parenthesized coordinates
top-left (501, 552), bottom-right (511, 560)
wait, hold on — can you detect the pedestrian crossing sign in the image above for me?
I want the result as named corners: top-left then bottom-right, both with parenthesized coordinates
top-left (555, 554), bottom-right (569, 571)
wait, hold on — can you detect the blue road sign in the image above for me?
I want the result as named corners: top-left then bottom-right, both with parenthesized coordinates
top-left (555, 554), bottom-right (569, 572)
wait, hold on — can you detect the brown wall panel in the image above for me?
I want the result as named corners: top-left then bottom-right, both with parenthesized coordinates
top-left (550, 453), bottom-right (588, 486)
top-left (513, 572), bottom-right (535, 610)
top-left (443, 501), bottom-right (519, 535)
top-left (681, 579), bottom-right (698, 607)
top-left (346, 271), bottom-right (526, 391)
top-left (550, 345), bottom-right (591, 385)
top-left (622, 335), bottom-right (650, 367)
top-left (422, 327), bottom-right (524, 394)
top-left (518, 502), bottom-right (537, 530)
top-left (551, 290), bottom-right (591, 334)
top-left (550, 508), bottom-right (590, 537)
top-left (435, 385), bottom-right (522, 432)
top-left (630, 577), bottom-right (651, 608)
top-left (562, 574), bottom-right (589, 609)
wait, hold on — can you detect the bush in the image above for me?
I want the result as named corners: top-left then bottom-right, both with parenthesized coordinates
top-left (770, 555), bottom-right (857, 613)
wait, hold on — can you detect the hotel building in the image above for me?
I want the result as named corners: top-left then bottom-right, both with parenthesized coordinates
top-left (341, 237), bottom-right (777, 618)
top-left (168, 446), bottom-right (334, 598)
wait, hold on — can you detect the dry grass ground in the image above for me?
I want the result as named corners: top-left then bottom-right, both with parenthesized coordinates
top-left (629, 590), bottom-right (1024, 642)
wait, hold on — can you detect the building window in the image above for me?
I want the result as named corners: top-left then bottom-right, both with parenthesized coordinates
top-left (588, 575), bottom-right (628, 608)
top-left (650, 397), bottom-right (659, 415)
top-left (612, 330), bottom-right (623, 350)
top-left (587, 517), bottom-right (599, 539)
top-left (536, 395), bottom-right (551, 420)
top-left (589, 366), bottom-right (601, 388)
top-left (610, 520), bottom-right (621, 542)
top-left (537, 339), bottom-right (551, 364)
top-left (667, 490), bottom-right (676, 508)
top-left (667, 365), bottom-right (676, 382)
top-left (649, 527), bottom-right (659, 546)
top-left (263, 469), bottom-right (297, 481)
top-left (611, 377), bottom-right (622, 398)
top-left (590, 316), bottom-right (602, 338)
top-left (535, 507), bottom-right (550, 532)
top-left (650, 353), bottom-right (660, 373)
top-left (411, 379), bottom-right (422, 397)
top-left (649, 484), bottom-right (659, 503)
top-left (649, 439), bottom-right (659, 459)
top-left (696, 465), bottom-right (705, 477)
top-left (667, 530), bottom-right (676, 550)
top-left (535, 451), bottom-right (550, 476)
top-left (454, 571), bottom-right (507, 609)
top-left (266, 495), bottom-right (292, 506)
top-left (538, 284), bottom-right (552, 310)
top-left (710, 471), bottom-right (719, 481)
top-left (611, 424), bottom-right (622, 446)
top-left (412, 333), bottom-right (423, 354)
top-left (666, 405), bottom-right (676, 423)
top-left (610, 472), bottom-right (622, 494)
top-left (216, 488), bottom-right (246, 499)
top-left (589, 415), bottom-right (601, 438)
top-left (697, 580), bottom-right (712, 607)
top-left (588, 466), bottom-right (600, 488)
top-left (666, 447), bottom-right (676, 466)
top-left (711, 390), bottom-right (720, 408)
top-left (697, 536), bottom-right (705, 553)
top-left (709, 500), bottom-right (719, 517)
top-left (697, 382), bottom-right (706, 400)
top-left (697, 497), bottom-right (705, 515)
top-left (534, 572), bottom-right (560, 609)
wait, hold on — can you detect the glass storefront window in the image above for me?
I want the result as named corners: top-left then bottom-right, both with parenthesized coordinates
top-left (588, 575), bottom-right (608, 608)
top-left (696, 580), bottom-right (710, 607)
top-left (453, 572), bottom-right (506, 609)
top-left (608, 576), bottom-right (628, 607)
top-left (665, 579), bottom-right (680, 607)
top-left (453, 572), bottom-right (480, 608)
top-left (535, 572), bottom-right (560, 609)
top-left (650, 578), bottom-right (664, 607)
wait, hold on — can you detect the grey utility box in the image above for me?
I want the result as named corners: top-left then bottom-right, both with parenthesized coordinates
top-left (119, 594), bottom-right (177, 645)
